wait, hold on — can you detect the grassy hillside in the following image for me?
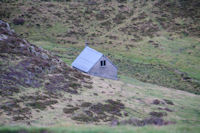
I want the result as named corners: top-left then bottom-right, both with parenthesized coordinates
top-left (0, 75), bottom-right (200, 132)
top-left (1, 0), bottom-right (200, 94)
top-left (0, 20), bottom-right (200, 129)
top-left (0, 2), bottom-right (200, 132)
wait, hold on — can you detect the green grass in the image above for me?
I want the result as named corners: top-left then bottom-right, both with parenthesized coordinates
top-left (1, 64), bottom-right (200, 132)
top-left (28, 31), bottom-right (200, 94)
top-left (119, 75), bottom-right (200, 125)
top-left (1, 1), bottom-right (200, 132)
top-left (2, 0), bottom-right (200, 94)
top-left (1, 125), bottom-right (200, 133)
top-left (32, 40), bottom-right (83, 65)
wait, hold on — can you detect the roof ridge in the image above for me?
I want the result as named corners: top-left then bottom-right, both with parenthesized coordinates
top-left (85, 46), bottom-right (103, 55)
top-left (86, 46), bottom-right (117, 69)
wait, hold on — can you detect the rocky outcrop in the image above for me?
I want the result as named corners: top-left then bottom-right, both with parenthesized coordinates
top-left (0, 20), bottom-right (91, 96)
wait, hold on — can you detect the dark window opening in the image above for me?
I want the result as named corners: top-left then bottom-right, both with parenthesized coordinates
top-left (101, 60), bottom-right (106, 66)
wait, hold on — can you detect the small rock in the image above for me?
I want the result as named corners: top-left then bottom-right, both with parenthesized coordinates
top-left (29, 46), bottom-right (36, 54)
top-left (35, 52), bottom-right (40, 57)
top-left (24, 78), bottom-right (31, 86)
top-left (0, 20), bottom-right (10, 30)
top-left (0, 34), bottom-right (8, 41)
top-left (19, 43), bottom-right (25, 48)
top-left (41, 53), bottom-right (49, 60)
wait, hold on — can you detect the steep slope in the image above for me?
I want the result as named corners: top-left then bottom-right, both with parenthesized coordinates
top-left (0, 20), bottom-right (199, 132)
top-left (1, 0), bottom-right (199, 94)
top-left (0, 20), bottom-right (92, 95)
top-left (0, 20), bottom-right (92, 124)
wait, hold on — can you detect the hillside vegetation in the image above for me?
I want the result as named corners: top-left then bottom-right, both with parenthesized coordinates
top-left (0, 0), bottom-right (200, 94)
top-left (0, 1), bottom-right (200, 132)
top-left (0, 21), bottom-right (200, 130)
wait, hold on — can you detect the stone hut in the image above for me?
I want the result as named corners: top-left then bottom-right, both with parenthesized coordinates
top-left (72, 45), bottom-right (117, 80)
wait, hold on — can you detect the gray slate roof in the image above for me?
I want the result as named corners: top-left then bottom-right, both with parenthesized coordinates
top-left (72, 46), bottom-right (103, 72)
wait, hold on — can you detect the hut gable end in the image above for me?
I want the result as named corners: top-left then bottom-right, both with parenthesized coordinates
top-left (88, 56), bottom-right (117, 79)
